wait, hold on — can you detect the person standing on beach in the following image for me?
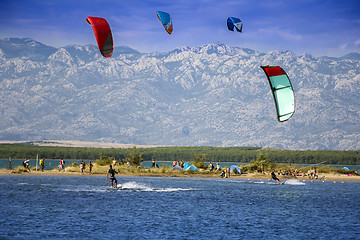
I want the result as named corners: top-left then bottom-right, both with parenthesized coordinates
top-left (23, 159), bottom-right (30, 171)
top-left (271, 170), bottom-right (284, 185)
top-left (40, 158), bottom-right (45, 172)
top-left (209, 162), bottom-right (214, 172)
top-left (106, 165), bottom-right (118, 189)
top-left (216, 163), bottom-right (221, 171)
top-left (58, 158), bottom-right (65, 171)
top-left (89, 161), bottom-right (93, 175)
top-left (80, 160), bottom-right (85, 174)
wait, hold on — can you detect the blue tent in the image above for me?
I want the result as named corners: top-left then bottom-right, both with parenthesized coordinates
top-left (230, 165), bottom-right (241, 174)
top-left (184, 163), bottom-right (198, 172)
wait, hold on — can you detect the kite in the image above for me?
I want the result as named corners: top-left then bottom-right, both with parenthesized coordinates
top-left (261, 65), bottom-right (295, 122)
top-left (156, 11), bottom-right (173, 34)
top-left (227, 17), bottom-right (243, 32)
top-left (86, 16), bottom-right (113, 57)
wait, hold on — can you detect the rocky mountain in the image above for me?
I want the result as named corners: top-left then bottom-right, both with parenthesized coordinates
top-left (0, 38), bottom-right (359, 150)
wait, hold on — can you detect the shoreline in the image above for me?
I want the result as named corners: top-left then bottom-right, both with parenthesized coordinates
top-left (1, 169), bottom-right (359, 182)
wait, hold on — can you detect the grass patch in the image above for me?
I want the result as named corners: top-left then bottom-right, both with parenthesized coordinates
top-left (11, 166), bottom-right (30, 173)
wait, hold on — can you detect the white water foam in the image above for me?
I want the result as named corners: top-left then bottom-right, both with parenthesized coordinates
top-left (120, 181), bottom-right (194, 192)
top-left (253, 181), bottom-right (266, 184)
top-left (17, 182), bottom-right (33, 186)
top-left (284, 179), bottom-right (306, 185)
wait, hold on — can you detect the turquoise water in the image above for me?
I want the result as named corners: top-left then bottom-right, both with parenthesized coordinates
top-left (0, 175), bottom-right (359, 239)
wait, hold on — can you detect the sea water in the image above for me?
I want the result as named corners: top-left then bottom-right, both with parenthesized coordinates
top-left (0, 175), bottom-right (359, 239)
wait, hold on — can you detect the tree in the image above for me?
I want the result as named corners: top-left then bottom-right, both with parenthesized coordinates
top-left (250, 152), bottom-right (276, 172)
top-left (95, 154), bottom-right (114, 166)
top-left (192, 154), bottom-right (207, 169)
top-left (125, 146), bottom-right (143, 166)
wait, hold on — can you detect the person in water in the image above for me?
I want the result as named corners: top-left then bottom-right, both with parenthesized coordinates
top-left (271, 170), bottom-right (284, 185)
top-left (106, 165), bottom-right (118, 189)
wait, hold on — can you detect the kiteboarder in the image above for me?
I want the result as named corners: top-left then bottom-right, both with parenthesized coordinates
top-left (271, 170), bottom-right (284, 185)
top-left (106, 165), bottom-right (118, 189)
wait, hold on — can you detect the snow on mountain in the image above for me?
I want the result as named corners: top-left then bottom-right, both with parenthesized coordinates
top-left (0, 38), bottom-right (359, 150)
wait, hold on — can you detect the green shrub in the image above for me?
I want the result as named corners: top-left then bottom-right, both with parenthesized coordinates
top-left (96, 154), bottom-right (114, 166)
top-left (11, 166), bottom-right (29, 173)
top-left (124, 146), bottom-right (143, 166)
top-left (192, 154), bottom-right (207, 169)
top-left (337, 169), bottom-right (358, 175)
top-left (69, 162), bottom-right (79, 167)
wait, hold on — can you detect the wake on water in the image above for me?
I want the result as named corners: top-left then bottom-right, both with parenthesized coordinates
top-left (251, 179), bottom-right (305, 185)
top-left (119, 181), bottom-right (195, 192)
top-left (57, 179), bottom-right (304, 193)
top-left (53, 181), bottom-right (194, 193)
top-left (284, 179), bottom-right (306, 185)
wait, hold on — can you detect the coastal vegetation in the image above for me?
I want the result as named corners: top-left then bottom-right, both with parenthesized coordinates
top-left (0, 144), bottom-right (359, 165)
top-left (8, 157), bottom-right (358, 177)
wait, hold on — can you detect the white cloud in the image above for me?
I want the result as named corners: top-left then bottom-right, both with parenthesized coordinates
top-left (257, 27), bottom-right (302, 41)
top-left (339, 43), bottom-right (348, 50)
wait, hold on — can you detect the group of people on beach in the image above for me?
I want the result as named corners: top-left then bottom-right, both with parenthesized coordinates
top-left (276, 167), bottom-right (325, 180)
top-left (21, 157), bottom-right (45, 171)
top-left (209, 162), bottom-right (221, 172)
top-left (208, 162), bottom-right (233, 178)
top-left (79, 160), bottom-right (93, 174)
top-left (19, 157), bottom-right (353, 189)
top-left (172, 160), bottom-right (185, 170)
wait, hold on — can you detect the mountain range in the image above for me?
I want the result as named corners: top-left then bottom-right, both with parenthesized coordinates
top-left (0, 38), bottom-right (359, 150)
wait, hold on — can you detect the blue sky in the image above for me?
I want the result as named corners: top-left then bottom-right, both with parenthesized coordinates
top-left (0, 0), bottom-right (359, 57)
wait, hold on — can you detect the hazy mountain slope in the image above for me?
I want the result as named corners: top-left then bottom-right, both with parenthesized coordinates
top-left (0, 38), bottom-right (359, 150)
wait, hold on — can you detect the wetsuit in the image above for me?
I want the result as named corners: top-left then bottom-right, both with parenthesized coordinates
top-left (271, 171), bottom-right (279, 181)
top-left (108, 168), bottom-right (117, 184)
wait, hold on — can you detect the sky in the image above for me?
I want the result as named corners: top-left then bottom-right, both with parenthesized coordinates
top-left (0, 0), bottom-right (359, 57)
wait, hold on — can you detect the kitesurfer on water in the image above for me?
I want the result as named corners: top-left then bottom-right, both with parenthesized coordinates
top-left (271, 170), bottom-right (284, 185)
top-left (107, 165), bottom-right (118, 189)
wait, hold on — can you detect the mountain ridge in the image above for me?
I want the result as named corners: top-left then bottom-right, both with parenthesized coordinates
top-left (0, 38), bottom-right (359, 150)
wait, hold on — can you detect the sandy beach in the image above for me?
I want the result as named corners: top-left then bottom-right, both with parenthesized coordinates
top-left (0, 140), bottom-right (168, 148)
top-left (1, 168), bottom-right (359, 182)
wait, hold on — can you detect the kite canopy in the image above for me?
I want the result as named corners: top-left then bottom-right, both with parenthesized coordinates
top-left (230, 165), bottom-right (242, 174)
top-left (156, 11), bottom-right (173, 34)
top-left (261, 65), bottom-right (295, 122)
top-left (227, 17), bottom-right (243, 32)
top-left (86, 16), bottom-right (113, 57)
top-left (183, 163), bottom-right (198, 171)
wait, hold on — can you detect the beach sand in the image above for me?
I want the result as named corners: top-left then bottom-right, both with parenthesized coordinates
top-left (1, 168), bottom-right (359, 182)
